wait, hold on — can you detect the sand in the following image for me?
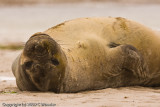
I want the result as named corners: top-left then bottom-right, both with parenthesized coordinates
top-left (0, 2), bottom-right (160, 107)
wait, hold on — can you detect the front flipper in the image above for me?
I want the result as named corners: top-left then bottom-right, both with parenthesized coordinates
top-left (120, 44), bottom-right (149, 85)
top-left (105, 43), bottom-right (149, 87)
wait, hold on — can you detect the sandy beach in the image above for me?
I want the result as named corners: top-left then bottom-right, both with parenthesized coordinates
top-left (0, 1), bottom-right (160, 107)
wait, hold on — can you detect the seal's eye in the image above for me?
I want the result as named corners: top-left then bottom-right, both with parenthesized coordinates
top-left (51, 58), bottom-right (59, 66)
top-left (24, 61), bottom-right (33, 69)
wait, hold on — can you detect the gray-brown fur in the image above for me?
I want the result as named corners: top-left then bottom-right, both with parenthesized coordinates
top-left (12, 17), bottom-right (160, 93)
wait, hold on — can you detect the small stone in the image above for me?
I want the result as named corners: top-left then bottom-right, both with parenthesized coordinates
top-left (124, 96), bottom-right (128, 99)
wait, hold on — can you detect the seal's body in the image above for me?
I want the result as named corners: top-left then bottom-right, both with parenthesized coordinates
top-left (12, 17), bottom-right (160, 93)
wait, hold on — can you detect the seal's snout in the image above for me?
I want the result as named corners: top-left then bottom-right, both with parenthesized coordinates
top-left (34, 63), bottom-right (53, 72)
top-left (24, 33), bottom-right (58, 59)
top-left (33, 40), bottom-right (49, 57)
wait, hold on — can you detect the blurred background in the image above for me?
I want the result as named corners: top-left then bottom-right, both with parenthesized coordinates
top-left (0, 0), bottom-right (160, 99)
top-left (0, 0), bottom-right (160, 44)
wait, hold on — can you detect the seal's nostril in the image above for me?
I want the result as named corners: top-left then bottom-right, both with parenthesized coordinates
top-left (35, 45), bottom-right (43, 52)
top-left (33, 42), bottom-right (48, 57)
top-left (34, 64), bottom-right (41, 70)
top-left (45, 63), bottom-right (52, 69)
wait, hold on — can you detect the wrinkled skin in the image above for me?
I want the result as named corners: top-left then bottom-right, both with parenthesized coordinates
top-left (12, 17), bottom-right (160, 93)
top-left (12, 34), bottom-right (67, 92)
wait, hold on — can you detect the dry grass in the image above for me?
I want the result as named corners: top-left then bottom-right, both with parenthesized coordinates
top-left (0, 43), bottom-right (24, 50)
top-left (0, 0), bottom-right (160, 6)
top-left (0, 0), bottom-right (84, 6)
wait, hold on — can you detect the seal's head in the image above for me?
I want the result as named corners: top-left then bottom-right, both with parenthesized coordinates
top-left (21, 33), bottom-right (66, 92)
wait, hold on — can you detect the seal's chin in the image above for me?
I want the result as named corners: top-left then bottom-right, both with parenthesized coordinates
top-left (34, 78), bottom-right (51, 91)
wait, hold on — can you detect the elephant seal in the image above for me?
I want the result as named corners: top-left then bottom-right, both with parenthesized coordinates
top-left (12, 17), bottom-right (160, 93)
